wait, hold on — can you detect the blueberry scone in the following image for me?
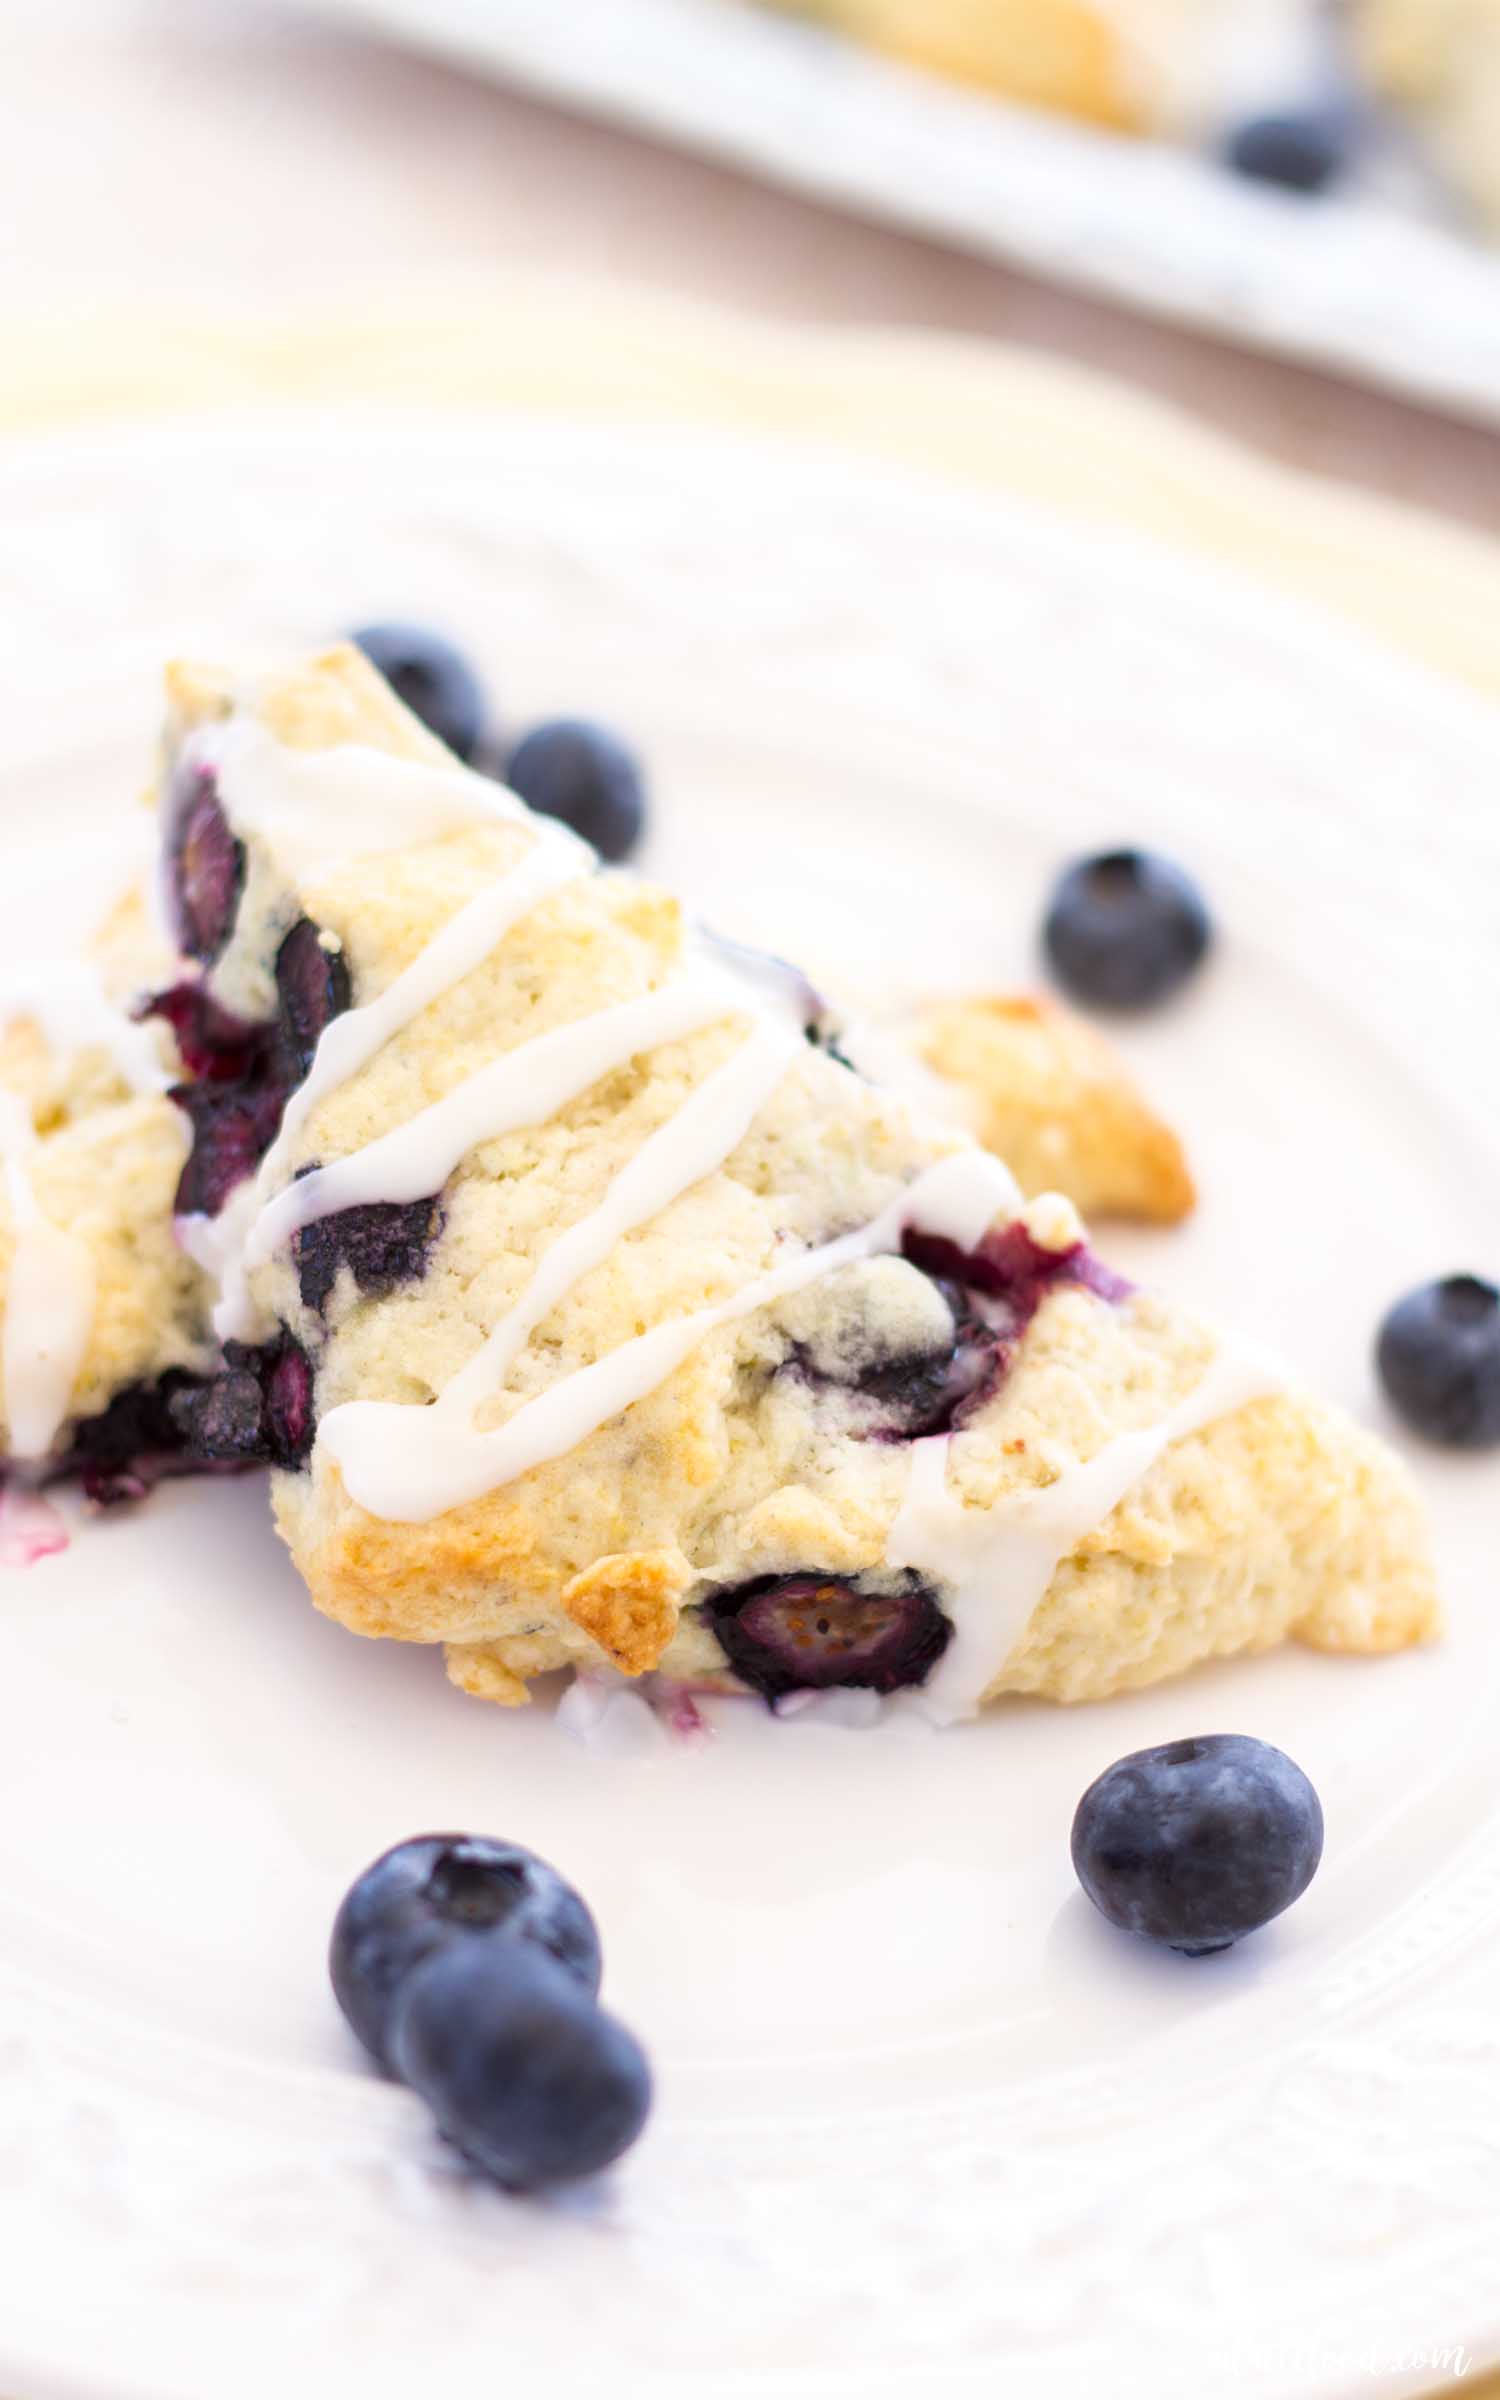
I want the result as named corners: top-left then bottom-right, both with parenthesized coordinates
top-left (869, 991), bottom-right (1195, 1224)
top-left (1356, 0), bottom-right (1500, 234)
top-left (751, 1), bottom-right (1236, 133)
top-left (151, 644), bottom-right (1437, 1720)
top-left (0, 915), bottom-right (215, 1501)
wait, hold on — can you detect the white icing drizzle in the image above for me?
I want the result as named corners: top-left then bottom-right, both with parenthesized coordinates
top-left (233, 965), bottom-right (765, 1305)
top-left (319, 1149), bottom-right (1020, 1522)
top-left (262, 818), bottom-right (591, 1181)
top-left (207, 715), bottom-right (527, 883)
top-left (438, 1015), bottom-right (804, 1418)
top-left (888, 1338), bottom-right (1286, 1725)
top-left (0, 1093), bottom-right (96, 1463)
top-left (0, 961), bottom-right (171, 1098)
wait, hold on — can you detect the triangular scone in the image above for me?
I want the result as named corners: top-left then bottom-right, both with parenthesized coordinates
top-left (892, 990), bottom-right (1195, 1225)
top-left (146, 646), bottom-right (1438, 1720)
top-left (0, 903), bottom-right (213, 1496)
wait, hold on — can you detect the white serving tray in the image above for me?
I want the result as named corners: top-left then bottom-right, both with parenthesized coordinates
top-left (287, 0), bottom-right (1500, 426)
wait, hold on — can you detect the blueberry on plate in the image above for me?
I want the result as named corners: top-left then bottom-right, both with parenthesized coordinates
top-left (1377, 1275), bottom-right (1500, 1449)
top-left (506, 718), bottom-right (646, 862)
top-left (390, 1934), bottom-right (652, 2191)
top-left (1043, 848), bottom-right (1211, 1012)
top-left (351, 623), bottom-right (490, 763)
top-left (1224, 109), bottom-right (1352, 196)
top-left (329, 1834), bottom-right (602, 2070)
top-left (1071, 1734), bottom-right (1323, 1956)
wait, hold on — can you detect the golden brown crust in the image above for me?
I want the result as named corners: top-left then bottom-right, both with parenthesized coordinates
top-left (758, 0), bottom-right (1146, 128)
top-left (911, 990), bottom-right (1195, 1224)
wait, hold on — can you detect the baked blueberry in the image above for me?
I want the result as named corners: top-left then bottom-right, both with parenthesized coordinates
top-left (172, 1368), bottom-right (266, 1463)
top-left (166, 770), bottom-right (245, 965)
top-left (389, 1935), bottom-right (651, 2191)
top-left (275, 917), bottom-right (351, 1079)
top-left (351, 623), bottom-right (489, 763)
top-left (294, 1193), bottom-right (443, 1314)
top-left (1224, 109), bottom-right (1351, 196)
top-left (329, 1833), bottom-right (602, 2072)
top-left (1377, 1275), bottom-right (1500, 1449)
top-left (1071, 1733), bottom-right (1323, 1956)
top-left (708, 1573), bottom-right (952, 1701)
top-left (1043, 849), bottom-right (1211, 1011)
top-left (140, 982), bottom-right (264, 1081)
top-left (171, 1066), bottom-right (290, 1219)
top-left (507, 719), bottom-right (646, 863)
top-left (264, 1340), bottom-right (315, 1467)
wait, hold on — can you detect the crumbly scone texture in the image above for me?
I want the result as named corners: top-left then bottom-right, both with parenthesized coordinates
top-left (1356, 0), bottom-right (1500, 230)
top-left (910, 990), bottom-right (1195, 1224)
top-left (163, 646), bottom-right (1438, 1708)
top-left (752, 0), bottom-right (1213, 128)
top-left (0, 908), bottom-right (209, 1454)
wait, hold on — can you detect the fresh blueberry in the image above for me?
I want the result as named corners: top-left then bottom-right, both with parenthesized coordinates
top-left (329, 1834), bottom-right (602, 2072)
top-left (166, 770), bottom-right (245, 965)
top-left (351, 623), bottom-right (489, 763)
top-left (294, 1192), bottom-right (443, 1314)
top-left (1043, 849), bottom-right (1211, 1011)
top-left (1224, 109), bottom-right (1352, 196)
top-left (275, 917), bottom-right (351, 1080)
top-left (506, 719), bottom-right (646, 863)
top-left (707, 1574), bottom-right (952, 1701)
top-left (1377, 1275), bottom-right (1500, 1449)
top-left (1071, 1734), bottom-right (1323, 1956)
top-left (389, 1935), bottom-right (651, 2191)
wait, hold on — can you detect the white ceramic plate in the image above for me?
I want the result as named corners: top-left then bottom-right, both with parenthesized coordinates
top-left (1, 414), bottom-right (1499, 2400)
top-left (282, 0), bottom-right (1500, 426)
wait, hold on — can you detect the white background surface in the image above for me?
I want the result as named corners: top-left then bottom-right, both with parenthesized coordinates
top-left (3, 0), bottom-right (1498, 541)
top-left (0, 410), bottom-right (1497, 2397)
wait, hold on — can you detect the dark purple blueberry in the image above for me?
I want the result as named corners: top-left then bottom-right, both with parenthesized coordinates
top-left (389, 1936), bottom-right (651, 2192)
top-left (264, 1340), bottom-right (315, 1467)
top-left (1072, 1735), bottom-right (1324, 1956)
top-left (1377, 1276), bottom-right (1500, 1450)
top-left (171, 1068), bottom-right (289, 1218)
top-left (139, 982), bottom-right (265, 1082)
top-left (275, 918), bottom-right (351, 1079)
top-left (708, 1574), bottom-right (951, 1701)
top-left (166, 769), bottom-right (245, 965)
top-left (171, 1369), bottom-right (266, 1463)
top-left (507, 719), bottom-right (646, 863)
top-left (1043, 850), bottom-right (1211, 1012)
top-left (1224, 109), bottom-right (1353, 196)
top-left (352, 623), bottom-right (489, 762)
top-left (294, 1192), bottom-right (442, 1313)
top-left (58, 1368), bottom-right (215, 1506)
top-left (330, 1834), bottom-right (603, 2072)
top-left (799, 1275), bottom-right (998, 1440)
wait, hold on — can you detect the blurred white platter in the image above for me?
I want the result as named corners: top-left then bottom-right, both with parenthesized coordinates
top-left (2, 411), bottom-right (1500, 2400)
top-left (284, 0), bottom-right (1500, 425)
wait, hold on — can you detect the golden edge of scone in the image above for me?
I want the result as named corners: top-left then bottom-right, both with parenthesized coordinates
top-left (912, 990), bottom-right (1195, 1225)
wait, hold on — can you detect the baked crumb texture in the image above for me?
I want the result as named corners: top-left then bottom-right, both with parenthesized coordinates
top-left (0, 921), bottom-right (209, 1460)
top-left (911, 990), bottom-right (1195, 1224)
top-left (155, 646), bottom-right (1437, 1709)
